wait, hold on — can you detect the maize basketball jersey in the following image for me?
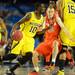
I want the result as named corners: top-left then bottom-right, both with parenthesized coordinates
top-left (20, 12), bottom-right (44, 37)
top-left (60, 0), bottom-right (75, 46)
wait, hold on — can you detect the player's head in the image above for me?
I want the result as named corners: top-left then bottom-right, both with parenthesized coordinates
top-left (40, 3), bottom-right (46, 15)
top-left (34, 2), bottom-right (42, 14)
top-left (46, 2), bottom-right (56, 19)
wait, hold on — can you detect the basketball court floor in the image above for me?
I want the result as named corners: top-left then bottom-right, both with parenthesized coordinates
top-left (0, 63), bottom-right (75, 75)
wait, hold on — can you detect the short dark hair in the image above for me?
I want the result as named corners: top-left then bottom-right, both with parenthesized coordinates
top-left (48, 1), bottom-right (56, 9)
top-left (34, 2), bottom-right (41, 10)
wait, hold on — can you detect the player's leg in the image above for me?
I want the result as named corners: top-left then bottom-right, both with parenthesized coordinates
top-left (0, 54), bottom-right (17, 75)
top-left (32, 42), bottom-right (48, 72)
top-left (66, 47), bottom-right (74, 67)
top-left (57, 46), bottom-right (74, 75)
top-left (5, 35), bottom-right (34, 75)
top-left (57, 46), bottom-right (67, 75)
top-left (32, 50), bottom-right (40, 72)
top-left (47, 40), bottom-right (59, 71)
top-left (0, 53), bottom-right (17, 62)
top-left (71, 47), bottom-right (75, 62)
top-left (0, 53), bottom-right (17, 73)
top-left (5, 52), bottom-right (33, 75)
top-left (52, 40), bottom-right (59, 64)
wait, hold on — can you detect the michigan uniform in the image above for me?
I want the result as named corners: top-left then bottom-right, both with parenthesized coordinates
top-left (60, 0), bottom-right (75, 46)
top-left (0, 27), bottom-right (2, 41)
top-left (57, 1), bottom-right (75, 75)
top-left (11, 12), bottom-right (44, 55)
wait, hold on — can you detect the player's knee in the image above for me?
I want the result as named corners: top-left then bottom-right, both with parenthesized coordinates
top-left (53, 40), bottom-right (58, 46)
top-left (53, 40), bottom-right (59, 54)
top-left (18, 52), bottom-right (33, 64)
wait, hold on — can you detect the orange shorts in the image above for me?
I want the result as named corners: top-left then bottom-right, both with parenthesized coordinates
top-left (36, 39), bottom-right (62, 62)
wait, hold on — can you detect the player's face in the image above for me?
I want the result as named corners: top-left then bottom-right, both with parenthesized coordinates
top-left (41, 4), bottom-right (46, 14)
top-left (36, 6), bottom-right (42, 14)
top-left (46, 7), bottom-right (55, 19)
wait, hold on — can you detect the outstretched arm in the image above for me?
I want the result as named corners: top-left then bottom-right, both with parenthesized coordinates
top-left (56, 13), bottom-right (75, 42)
top-left (12, 12), bottom-right (31, 32)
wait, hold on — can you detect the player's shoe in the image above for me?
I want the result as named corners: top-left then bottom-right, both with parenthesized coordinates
top-left (57, 70), bottom-right (64, 75)
top-left (4, 69), bottom-right (15, 75)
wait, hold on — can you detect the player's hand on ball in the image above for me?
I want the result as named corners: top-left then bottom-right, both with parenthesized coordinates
top-left (12, 30), bottom-right (23, 41)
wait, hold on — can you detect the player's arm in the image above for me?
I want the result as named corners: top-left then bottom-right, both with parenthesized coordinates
top-left (56, 0), bottom-right (64, 19)
top-left (56, 13), bottom-right (75, 42)
top-left (12, 12), bottom-right (31, 32)
top-left (0, 18), bottom-right (8, 42)
top-left (37, 17), bottom-right (48, 35)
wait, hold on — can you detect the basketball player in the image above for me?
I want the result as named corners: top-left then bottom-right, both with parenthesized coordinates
top-left (32, 2), bottom-right (75, 73)
top-left (0, 18), bottom-right (7, 44)
top-left (1, 3), bottom-right (44, 75)
top-left (56, 0), bottom-right (75, 75)
top-left (0, 18), bottom-right (7, 59)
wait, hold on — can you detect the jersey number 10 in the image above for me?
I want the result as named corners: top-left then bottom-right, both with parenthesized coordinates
top-left (30, 26), bottom-right (37, 33)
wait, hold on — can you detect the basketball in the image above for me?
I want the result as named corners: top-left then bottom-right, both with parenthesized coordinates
top-left (28, 71), bottom-right (39, 75)
top-left (12, 30), bottom-right (23, 41)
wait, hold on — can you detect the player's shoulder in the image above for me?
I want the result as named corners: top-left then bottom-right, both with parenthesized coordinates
top-left (25, 12), bottom-right (32, 19)
top-left (24, 12), bottom-right (34, 21)
top-left (25, 11), bottom-right (37, 19)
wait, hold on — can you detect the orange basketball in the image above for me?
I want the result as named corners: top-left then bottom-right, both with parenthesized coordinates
top-left (28, 72), bottom-right (39, 75)
top-left (12, 30), bottom-right (23, 41)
